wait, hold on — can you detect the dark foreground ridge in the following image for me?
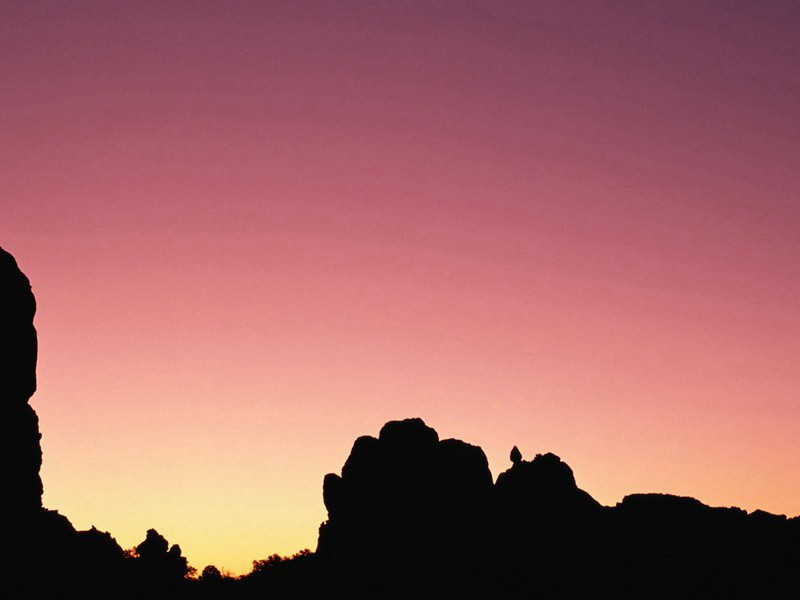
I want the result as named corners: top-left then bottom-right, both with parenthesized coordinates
top-left (2, 245), bottom-right (800, 599)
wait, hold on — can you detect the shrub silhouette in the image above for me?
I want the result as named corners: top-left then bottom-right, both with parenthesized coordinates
top-left (199, 565), bottom-right (223, 583)
top-left (131, 528), bottom-right (192, 586)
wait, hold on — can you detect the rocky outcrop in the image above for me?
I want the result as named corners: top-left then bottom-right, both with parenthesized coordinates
top-left (318, 418), bottom-right (493, 558)
top-left (495, 450), bottom-right (601, 518)
top-left (0, 247), bottom-right (43, 513)
top-left (318, 420), bottom-right (601, 561)
top-left (317, 418), bottom-right (494, 597)
top-left (0, 247), bottom-right (187, 599)
top-left (317, 419), bottom-right (800, 599)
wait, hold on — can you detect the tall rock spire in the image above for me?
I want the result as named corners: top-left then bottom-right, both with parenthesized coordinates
top-left (0, 246), bottom-right (43, 512)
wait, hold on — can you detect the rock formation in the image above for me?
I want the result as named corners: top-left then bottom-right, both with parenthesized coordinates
top-left (3, 244), bottom-right (800, 598)
top-left (318, 418), bottom-right (493, 557)
top-left (317, 419), bottom-right (800, 599)
top-left (509, 445), bottom-right (521, 465)
top-left (0, 247), bottom-right (43, 513)
top-left (0, 247), bottom-right (192, 599)
top-left (317, 418), bottom-right (494, 597)
top-left (494, 449), bottom-right (601, 518)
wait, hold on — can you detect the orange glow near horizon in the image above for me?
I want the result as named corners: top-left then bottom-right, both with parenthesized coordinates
top-left (2, 1), bottom-right (799, 575)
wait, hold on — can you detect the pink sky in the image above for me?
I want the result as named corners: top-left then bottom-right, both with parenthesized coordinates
top-left (2, 1), bottom-right (799, 574)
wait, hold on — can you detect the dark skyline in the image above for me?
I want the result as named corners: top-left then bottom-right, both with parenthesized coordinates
top-left (2, 1), bottom-right (799, 573)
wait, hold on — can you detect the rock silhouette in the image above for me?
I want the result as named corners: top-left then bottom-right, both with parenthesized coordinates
top-left (0, 247), bottom-right (43, 513)
top-left (319, 418), bottom-right (493, 554)
top-left (509, 445), bottom-right (521, 465)
top-left (0, 247), bottom-right (189, 600)
top-left (2, 244), bottom-right (800, 598)
top-left (317, 418), bottom-right (494, 597)
top-left (316, 420), bottom-right (800, 599)
top-left (494, 449), bottom-right (601, 517)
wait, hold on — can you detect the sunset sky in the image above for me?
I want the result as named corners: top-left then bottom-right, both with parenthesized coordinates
top-left (2, 1), bottom-right (799, 575)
